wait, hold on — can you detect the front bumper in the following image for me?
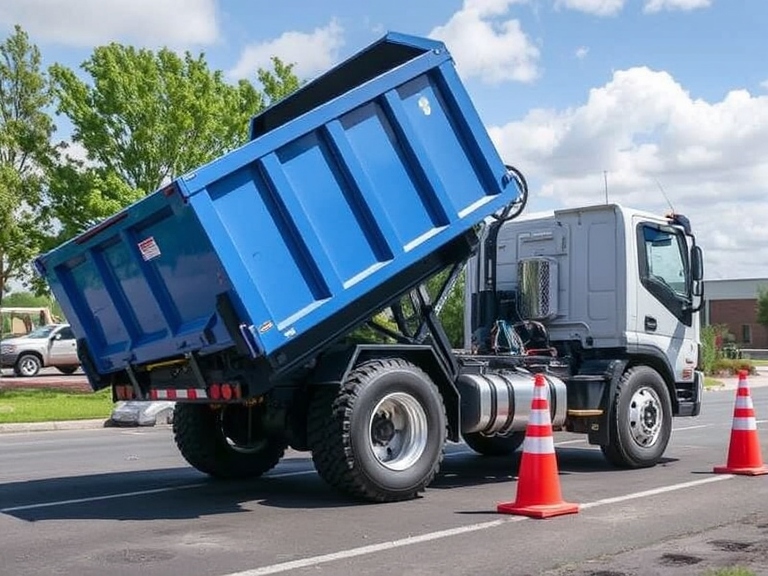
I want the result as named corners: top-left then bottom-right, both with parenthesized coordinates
top-left (676, 370), bottom-right (704, 417)
top-left (0, 352), bottom-right (19, 368)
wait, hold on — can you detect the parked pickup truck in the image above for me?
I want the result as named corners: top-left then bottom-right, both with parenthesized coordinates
top-left (0, 324), bottom-right (80, 377)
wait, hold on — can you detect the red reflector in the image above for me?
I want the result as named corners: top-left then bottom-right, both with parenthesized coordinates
top-left (221, 384), bottom-right (232, 400)
top-left (209, 383), bottom-right (221, 400)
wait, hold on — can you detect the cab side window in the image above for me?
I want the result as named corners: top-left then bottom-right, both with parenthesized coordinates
top-left (637, 223), bottom-right (692, 325)
top-left (641, 226), bottom-right (688, 296)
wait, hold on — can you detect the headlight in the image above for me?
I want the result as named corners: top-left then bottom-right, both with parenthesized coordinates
top-left (1, 345), bottom-right (15, 354)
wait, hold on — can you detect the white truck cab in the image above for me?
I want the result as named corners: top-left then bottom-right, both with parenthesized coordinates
top-left (465, 203), bottom-right (704, 468)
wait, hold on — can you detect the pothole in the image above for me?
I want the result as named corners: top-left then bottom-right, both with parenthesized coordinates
top-left (658, 553), bottom-right (703, 566)
top-left (709, 540), bottom-right (754, 552)
top-left (103, 549), bottom-right (175, 564)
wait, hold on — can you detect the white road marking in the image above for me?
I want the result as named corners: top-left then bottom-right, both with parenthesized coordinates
top-left (221, 475), bottom-right (735, 576)
top-left (0, 483), bottom-right (207, 513)
top-left (0, 469), bottom-right (318, 513)
top-left (0, 426), bottom-right (747, 515)
top-left (579, 475), bottom-right (732, 509)
top-left (225, 518), bottom-right (526, 576)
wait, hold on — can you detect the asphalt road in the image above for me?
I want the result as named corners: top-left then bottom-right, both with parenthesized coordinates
top-left (1, 388), bottom-right (768, 576)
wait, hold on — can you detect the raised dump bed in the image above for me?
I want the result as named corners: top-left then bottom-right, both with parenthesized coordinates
top-left (36, 32), bottom-right (524, 382)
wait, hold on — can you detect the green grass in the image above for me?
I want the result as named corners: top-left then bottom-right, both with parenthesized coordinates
top-left (705, 377), bottom-right (725, 389)
top-left (704, 567), bottom-right (756, 576)
top-left (0, 388), bottom-right (114, 424)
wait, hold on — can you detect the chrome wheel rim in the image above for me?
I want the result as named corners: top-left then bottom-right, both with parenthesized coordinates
top-left (18, 357), bottom-right (39, 376)
top-left (369, 392), bottom-right (428, 471)
top-left (628, 386), bottom-right (662, 448)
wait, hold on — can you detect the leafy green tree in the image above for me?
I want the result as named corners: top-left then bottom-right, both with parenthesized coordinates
top-left (258, 57), bottom-right (302, 104)
top-left (427, 267), bottom-right (466, 347)
top-left (47, 46), bottom-right (301, 240)
top-left (757, 287), bottom-right (768, 338)
top-left (0, 25), bottom-right (57, 305)
top-left (757, 286), bottom-right (768, 325)
top-left (50, 45), bottom-right (265, 195)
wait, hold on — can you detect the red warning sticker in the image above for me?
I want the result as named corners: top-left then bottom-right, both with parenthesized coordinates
top-left (138, 237), bottom-right (161, 261)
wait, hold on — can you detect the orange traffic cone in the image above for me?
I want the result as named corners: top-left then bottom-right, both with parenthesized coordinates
top-left (713, 370), bottom-right (768, 476)
top-left (497, 373), bottom-right (579, 518)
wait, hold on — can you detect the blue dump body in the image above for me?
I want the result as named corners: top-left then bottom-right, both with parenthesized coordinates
top-left (36, 33), bottom-right (523, 382)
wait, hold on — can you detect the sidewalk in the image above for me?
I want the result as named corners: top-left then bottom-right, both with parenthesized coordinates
top-left (710, 368), bottom-right (768, 391)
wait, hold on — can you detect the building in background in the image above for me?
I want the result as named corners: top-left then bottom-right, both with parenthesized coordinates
top-left (703, 278), bottom-right (768, 350)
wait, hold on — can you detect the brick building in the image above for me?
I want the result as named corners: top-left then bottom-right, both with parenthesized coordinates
top-left (703, 278), bottom-right (768, 350)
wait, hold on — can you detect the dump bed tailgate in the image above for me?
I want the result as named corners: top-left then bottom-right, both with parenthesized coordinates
top-left (37, 32), bottom-right (524, 380)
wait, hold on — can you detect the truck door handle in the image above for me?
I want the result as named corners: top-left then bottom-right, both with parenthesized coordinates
top-left (645, 316), bottom-right (657, 332)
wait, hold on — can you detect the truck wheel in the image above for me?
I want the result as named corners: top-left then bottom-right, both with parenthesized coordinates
top-left (173, 403), bottom-right (287, 479)
top-left (308, 358), bottom-right (447, 502)
top-left (56, 366), bottom-right (79, 375)
top-left (14, 354), bottom-right (42, 377)
top-left (462, 431), bottom-right (525, 456)
top-left (600, 366), bottom-right (672, 468)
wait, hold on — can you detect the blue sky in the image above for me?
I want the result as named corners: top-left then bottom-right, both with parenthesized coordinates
top-left (1, 0), bottom-right (767, 279)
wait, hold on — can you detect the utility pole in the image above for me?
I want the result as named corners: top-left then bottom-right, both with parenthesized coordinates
top-left (603, 170), bottom-right (609, 203)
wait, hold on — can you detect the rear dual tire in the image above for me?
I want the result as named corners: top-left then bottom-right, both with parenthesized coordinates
top-left (308, 358), bottom-right (447, 502)
top-left (173, 403), bottom-right (287, 479)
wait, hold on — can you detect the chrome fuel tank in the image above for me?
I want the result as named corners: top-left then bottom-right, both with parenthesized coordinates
top-left (457, 371), bottom-right (567, 435)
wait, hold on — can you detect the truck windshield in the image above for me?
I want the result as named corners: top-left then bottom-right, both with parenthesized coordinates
top-left (641, 226), bottom-right (688, 298)
top-left (24, 325), bottom-right (58, 339)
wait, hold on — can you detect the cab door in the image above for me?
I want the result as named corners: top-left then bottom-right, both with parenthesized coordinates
top-left (632, 220), bottom-right (697, 381)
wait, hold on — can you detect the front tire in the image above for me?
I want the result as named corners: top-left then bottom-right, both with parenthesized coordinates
top-left (173, 403), bottom-right (287, 479)
top-left (600, 366), bottom-right (672, 468)
top-left (463, 431), bottom-right (525, 456)
top-left (14, 354), bottom-right (41, 377)
top-left (308, 358), bottom-right (447, 502)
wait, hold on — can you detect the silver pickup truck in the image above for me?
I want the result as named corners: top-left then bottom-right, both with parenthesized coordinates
top-left (0, 324), bottom-right (80, 377)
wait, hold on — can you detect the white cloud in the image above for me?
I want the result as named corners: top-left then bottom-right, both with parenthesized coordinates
top-left (228, 20), bottom-right (344, 81)
top-left (761, 79), bottom-right (768, 91)
top-left (0, 0), bottom-right (218, 48)
top-left (575, 46), bottom-right (589, 59)
top-left (644, 0), bottom-right (712, 13)
top-left (429, 0), bottom-right (540, 84)
top-left (555, 0), bottom-right (626, 16)
top-left (489, 67), bottom-right (768, 279)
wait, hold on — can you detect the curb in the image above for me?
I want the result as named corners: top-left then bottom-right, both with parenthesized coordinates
top-left (0, 418), bottom-right (110, 434)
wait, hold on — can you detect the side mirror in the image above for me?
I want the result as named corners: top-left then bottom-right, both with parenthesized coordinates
top-left (53, 333), bottom-right (62, 341)
top-left (691, 246), bottom-right (704, 281)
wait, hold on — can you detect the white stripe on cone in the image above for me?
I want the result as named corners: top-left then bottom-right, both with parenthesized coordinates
top-left (522, 436), bottom-right (555, 454)
top-left (735, 396), bottom-right (754, 410)
top-left (732, 417), bottom-right (758, 431)
top-left (528, 409), bottom-right (553, 426)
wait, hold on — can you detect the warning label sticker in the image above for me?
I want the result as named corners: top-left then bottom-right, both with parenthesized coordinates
top-left (138, 237), bottom-right (161, 261)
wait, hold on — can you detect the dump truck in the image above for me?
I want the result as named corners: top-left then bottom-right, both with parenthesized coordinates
top-left (35, 32), bottom-right (705, 503)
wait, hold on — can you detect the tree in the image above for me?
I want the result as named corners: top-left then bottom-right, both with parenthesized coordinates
top-left (0, 25), bottom-right (57, 305)
top-left (47, 46), bottom-right (301, 239)
top-left (50, 45), bottom-right (263, 196)
top-left (258, 57), bottom-right (302, 104)
top-left (757, 287), bottom-right (768, 333)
